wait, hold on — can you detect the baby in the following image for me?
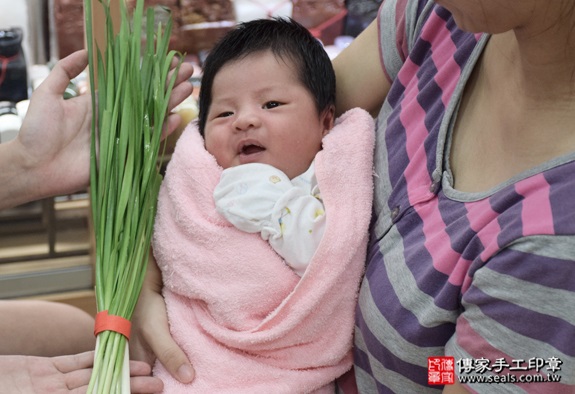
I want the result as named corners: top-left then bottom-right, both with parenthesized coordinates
top-left (152, 18), bottom-right (375, 393)
top-left (200, 18), bottom-right (335, 275)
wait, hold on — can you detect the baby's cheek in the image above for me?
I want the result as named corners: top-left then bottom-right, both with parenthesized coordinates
top-left (205, 139), bottom-right (229, 168)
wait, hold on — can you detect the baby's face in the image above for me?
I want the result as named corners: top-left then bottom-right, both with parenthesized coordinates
top-left (204, 51), bottom-right (333, 179)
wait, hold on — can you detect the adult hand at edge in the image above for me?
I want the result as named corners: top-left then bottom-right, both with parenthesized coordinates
top-left (163, 58), bottom-right (195, 139)
top-left (1, 350), bottom-right (163, 393)
top-left (3, 49), bottom-right (93, 209)
top-left (0, 50), bottom-right (194, 211)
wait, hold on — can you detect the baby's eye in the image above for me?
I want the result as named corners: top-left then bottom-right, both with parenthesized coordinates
top-left (217, 111), bottom-right (234, 118)
top-left (263, 101), bottom-right (282, 109)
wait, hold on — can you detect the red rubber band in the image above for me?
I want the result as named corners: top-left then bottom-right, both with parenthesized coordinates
top-left (94, 310), bottom-right (132, 339)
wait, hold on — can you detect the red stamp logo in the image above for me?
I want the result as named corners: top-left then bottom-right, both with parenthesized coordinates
top-left (428, 356), bottom-right (455, 385)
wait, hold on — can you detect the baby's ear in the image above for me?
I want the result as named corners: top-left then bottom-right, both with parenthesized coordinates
top-left (321, 105), bottom-right (335, 136)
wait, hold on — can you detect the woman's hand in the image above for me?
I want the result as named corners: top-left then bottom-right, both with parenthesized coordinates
top-left (0, 49), bottom-right (92, 209)
top-left (1, 350), bottom-right (163, 393)
top-left (0, 49), bottom-right (194, 211)
top-left (164, 56), bottom-right (195, 138)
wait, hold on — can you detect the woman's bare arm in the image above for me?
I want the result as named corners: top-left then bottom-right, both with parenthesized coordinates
top-left (333, 19), bottom-right (391, 117)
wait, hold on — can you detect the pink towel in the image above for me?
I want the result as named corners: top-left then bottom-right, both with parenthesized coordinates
top-left (152, 108), bottom-right (375, 393)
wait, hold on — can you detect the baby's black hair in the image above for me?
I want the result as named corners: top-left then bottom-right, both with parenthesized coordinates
top-left (198, 17), bottom-right (336, 135)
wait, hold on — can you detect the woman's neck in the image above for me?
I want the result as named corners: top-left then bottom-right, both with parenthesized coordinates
top-left (449, 16), bottom-right (575, 192)
top-left (478, 29), bottom-right (575, 144)
top-left (488, 13), bottom-right (575, 104)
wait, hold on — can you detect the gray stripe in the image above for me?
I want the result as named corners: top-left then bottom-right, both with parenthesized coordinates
top-left (474, 267), bottom-right (575, 326)
top-left (445, 338), bottom-right (529, 394)
top-left (358, 277), bottom-right (445, 366)
top-left (379, 0), bottom-right (406, 82)
top-left (354, 332), bottom-right (380, 394)
top-left (381, 227), bottom-right (460, 327)
top-left (372, 102), bottom-right (394, 238)
top-left (372, 0), bottom-right (397, 238)
top-left (459, 291), bottom-right (575, 385)
top-left (355, 327), bottom-right (440, 393)
top-left (508, 235), bottom-right (575, 262)
top-left (444, 150), bottom-right (575, 202)
top-left (437, 34), bottom-right (489, 187)
top-left (354, 367), bottom-right (379, 394)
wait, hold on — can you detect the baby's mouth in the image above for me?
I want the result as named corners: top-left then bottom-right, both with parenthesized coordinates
top-left (239, 143), bottom-right (265, 155)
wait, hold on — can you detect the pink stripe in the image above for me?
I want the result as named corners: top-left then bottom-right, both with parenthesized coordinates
top-left (399, 11), bottom-right (471, 286)
top-left (454, 317), bottom-right (571, 393)
top-left (399, 58), bottom-right (467, 286)
top-left (400, 13), bottom-right (462, 203)
top-left (454, 315), bottom-right (514, 362)
top-left (465, 199), bottom-right (502, 265)
top-left (420, 13), bottom-right (461, 107)
top-left (398, 60), bottom-right (434, 197)
top-left (515, 174), bottom-right (555, 236)
top-left (397, 55), bottom-right (420, 89)
top-left (414, 200), bottom-right (471, 287)
top-left (461, 273), bottom-right (474, 295)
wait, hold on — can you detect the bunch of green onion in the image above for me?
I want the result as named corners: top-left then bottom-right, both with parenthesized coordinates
top-left (84, 0), bottom-right (181, 392)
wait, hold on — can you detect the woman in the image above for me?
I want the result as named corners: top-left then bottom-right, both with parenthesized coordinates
top-left (132, 1), bottom-right (575, 392)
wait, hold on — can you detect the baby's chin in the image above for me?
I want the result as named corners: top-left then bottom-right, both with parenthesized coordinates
top-left (223, 156), bottom-right (311, 180)
top-left (279, 162), bottom-right (314, 180)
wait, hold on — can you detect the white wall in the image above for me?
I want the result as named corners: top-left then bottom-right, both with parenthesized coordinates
top-left (0, 0), bottom-right (49, 65)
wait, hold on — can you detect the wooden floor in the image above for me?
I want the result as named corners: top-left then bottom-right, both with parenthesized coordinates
top-left (0, 195), bottom-right (97, 316)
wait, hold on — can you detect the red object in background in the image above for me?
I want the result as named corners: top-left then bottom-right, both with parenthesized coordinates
top-left (308, 9), bottom-right (347, 46)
